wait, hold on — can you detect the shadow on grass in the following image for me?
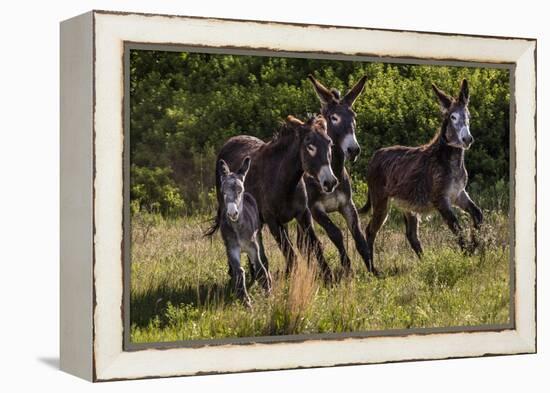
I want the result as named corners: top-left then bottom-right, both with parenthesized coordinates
top-left (130, 280), bottom-right (236, 328)
top-left (373, 255), bottom-right (418, 279)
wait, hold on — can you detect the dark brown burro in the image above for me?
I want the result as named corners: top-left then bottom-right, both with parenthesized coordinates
top-left (360, 79), bottom-right (483, 266)
top-left (303, 75), bottom-right (375, 275)
top-left (208, 115), bottom-right (338, 282)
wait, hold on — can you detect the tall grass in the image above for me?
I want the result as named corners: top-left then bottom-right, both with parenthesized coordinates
top-left (268, 258), bottom-right (319, 335)
top-left (130, 208), bottom-right (511, 343)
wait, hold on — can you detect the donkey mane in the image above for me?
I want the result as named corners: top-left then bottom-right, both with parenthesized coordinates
top-left (269, 121), bottom-right (298, 144)
top-left (269, 115), bottom-right (320, 145)
top-left (382, 117), bottom-right (459, 159)
top-left (427, 117), bottom-right (453, 148)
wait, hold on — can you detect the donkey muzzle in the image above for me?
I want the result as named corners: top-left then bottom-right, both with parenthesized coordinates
top-left (323, 178), bottom-right (338, 193)
top-left (462, 135), bottom-right (474, 149)
top-left (459, 126), bottom-right (474, 149)
top-left (341, 133), bottom-right (361, 162)
top-left (318, 165), bottom-right (339, 193)
top-left (226, 203), bottom-right (239, 221)
top-left (347, 145), bottom-right (361, 162)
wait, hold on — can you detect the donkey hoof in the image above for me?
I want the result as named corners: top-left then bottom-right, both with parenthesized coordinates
top-left (260, 276), bottom-right (273, 294)
top-left (322, 269), bottom-right (335, 285)
top-left (341, 255), bottom-right (352, 268)
top-left (460, 241), bottom-right (476, 256)
top-left (465, 244), bottom-right (477, 256)
top-left (263, 271), bottom-right (273, 287)
top-left (341, 265), bottom-right (354, 279)
top-left (242, 296), bottom-right (253, 309)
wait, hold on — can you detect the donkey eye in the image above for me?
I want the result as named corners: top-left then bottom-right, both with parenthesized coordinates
top-left (450, 113), bottom-right (458, 122)
top-left (306, 144), bottom-right (317, 156)
top-left (330, 114), bottom-right (340, 124)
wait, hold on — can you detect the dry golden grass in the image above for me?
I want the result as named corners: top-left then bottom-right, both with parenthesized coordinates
top-left (267, 257), bottom-right (320, 335)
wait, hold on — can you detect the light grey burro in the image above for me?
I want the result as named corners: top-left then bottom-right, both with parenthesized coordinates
top-left (213, 157), bottom-right (272, 307)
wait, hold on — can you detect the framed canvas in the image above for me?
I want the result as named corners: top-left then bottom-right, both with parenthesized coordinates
top-left (60, 10), bottom-right (537, 382)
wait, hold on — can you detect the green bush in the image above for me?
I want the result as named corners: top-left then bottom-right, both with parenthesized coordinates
top-left (130, 166), bottom-right (185, 216)
top-left (417, 249), bottom-right (477, 289)
top-left (130, 51), bottom-right (510, 217)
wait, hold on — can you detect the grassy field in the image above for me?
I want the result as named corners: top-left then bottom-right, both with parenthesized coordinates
top-left (130, 207), bottom-right (511, 343)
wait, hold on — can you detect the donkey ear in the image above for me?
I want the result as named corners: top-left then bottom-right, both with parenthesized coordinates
top-left (308, 74), bottom-right (335, 105)
top-left (343, 75), bottom-right (367, 107)
top-left (219, 159), bottom-right (230, 177)
top-left (286, 115), bottom-right (304, 127)
top-left (431, 83), bottom-right (453, 112)
top-left (313, 116), bottom-right (328, 133)
top-left (237, 156), bottom-right (251, 178)
top-left (458, 79), bottom-right (469, 105)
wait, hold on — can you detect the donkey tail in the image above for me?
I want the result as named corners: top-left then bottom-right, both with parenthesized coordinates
top-left (357, 192), bottom-right (371, 215)
top-left (203, 206), bottom-right (222, 237)
top-left (204, 156), bottom-right (225, 238)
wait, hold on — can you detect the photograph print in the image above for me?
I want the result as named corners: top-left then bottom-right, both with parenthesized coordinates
top-left (126, 47), bottom-right (512, 345)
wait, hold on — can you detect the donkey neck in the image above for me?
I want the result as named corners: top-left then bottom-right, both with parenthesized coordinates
top-left (324, 115), bottom-right (347, 179)
top-left (327, 140), bottom-right (346, 178)
top-left (433, 121), bottom-right (466, 168)
top-left (266, 133), bottom-right (305, 195)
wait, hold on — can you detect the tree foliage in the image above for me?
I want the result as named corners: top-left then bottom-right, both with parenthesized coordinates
top-left (130, 50), bottom-right (510, 217)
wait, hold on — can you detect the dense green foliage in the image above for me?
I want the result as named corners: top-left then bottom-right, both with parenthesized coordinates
top-left (130, 50), bottom-right (510, 216)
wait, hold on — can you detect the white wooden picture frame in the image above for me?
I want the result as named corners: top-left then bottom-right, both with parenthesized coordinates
top-left (60, 10), bottom-right (536, 381)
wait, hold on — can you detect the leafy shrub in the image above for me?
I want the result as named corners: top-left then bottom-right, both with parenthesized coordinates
top-left (130, 166), bottom-right (185, 216)
top-left (130, 51), bottom-right (510, 217)
top-left (417, 249), bottom-right (477, 289)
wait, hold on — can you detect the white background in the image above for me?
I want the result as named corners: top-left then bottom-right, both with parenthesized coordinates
top-left (0, 0), bottom-right (546, 391)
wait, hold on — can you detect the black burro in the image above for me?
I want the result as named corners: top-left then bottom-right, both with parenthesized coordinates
top-left (302, 75), bottom-right (375, 275)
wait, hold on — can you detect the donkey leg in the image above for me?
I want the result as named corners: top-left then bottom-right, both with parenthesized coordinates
top-left (245, 236), bottom-right (272, 294)
top-left (267, 220), bottom-right (297, 276)
top-left (297, 209), bottom-right (333, 282)
top-left (296, 224), bottom-right (306, 255)
top-left (456, 190), bottom-right (483, 228)
top-left (403, 212), bottom-right (423, 258)
top-left (310, 205), bottom-right (351, 273)
top-left (246, 256), bottom-right (256, 283)
top-left (256, 229), bottom-right (272, 289)
top-left (340, 201), bottom-right (376, 275)
top-left (437, 200), bottom-right (466, 251)
top-left (365, 198), bottom-right (389, 269)
top-left (227, 246), bottom-right (252, 308)
top-left (456, 190), bottom-right (483, 251)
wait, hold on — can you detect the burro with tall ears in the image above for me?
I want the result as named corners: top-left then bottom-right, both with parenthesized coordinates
top-left (302, 74), bottom-right (376, 275)
top-left (360, 79), bottom-right (483, 266)
top-left (210, 157), bottom-right (270, 307)
top-left (209, 115), bottom-right (337, 282)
